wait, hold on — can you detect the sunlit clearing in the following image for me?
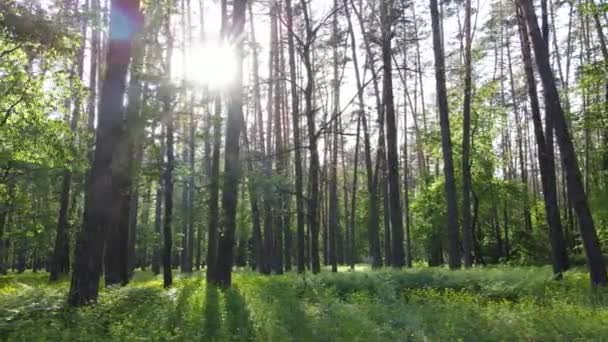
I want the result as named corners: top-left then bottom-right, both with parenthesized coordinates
top-left (187, 41), bottom-right (237, 88)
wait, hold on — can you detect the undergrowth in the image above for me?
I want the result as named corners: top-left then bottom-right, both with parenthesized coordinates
top-left (1, 266), bottom-right (607, 341)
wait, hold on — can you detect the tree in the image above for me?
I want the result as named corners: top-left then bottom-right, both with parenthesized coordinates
top-left (345, 0), bottom-right (381, 268)
top-left (50, 0), bottom-right (87, 281)
top-left (285, 0), bottom-right (305, 274)
top-left (381, 0), bottom-right (405, 268)
top-left (516, 4), bottom-right (569, 277)
top-left (517, 0), bottom-right (607, 286)
top-left (162, 3), bottom-right (175, 288)
top-left (429, 0), bottom-right (461, 269)
top-left (68, 0), bottom-right (142, 306)
top-left (212, 0), bottom-right (247, 287)
top-left (460, 0), bottom-right (473, 268)
top-left (299, 0), bottom-right (321, 274)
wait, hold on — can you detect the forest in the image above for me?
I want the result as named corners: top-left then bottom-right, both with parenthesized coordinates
top-left (1, 0), bottom-right (608, 339)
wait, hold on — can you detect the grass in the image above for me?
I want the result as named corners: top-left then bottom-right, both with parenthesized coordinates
top-left (1, 266), bottom-right (607, 341)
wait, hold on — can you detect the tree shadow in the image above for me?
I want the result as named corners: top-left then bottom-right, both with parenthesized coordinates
top-left (202, 284), bottom-right (222, 341)
top-left (223, 285), bottom-right (255, 341)
top-left (246, 278), bottom-right (318, 341)
top-left (166, 278), bottom-right (201, 334)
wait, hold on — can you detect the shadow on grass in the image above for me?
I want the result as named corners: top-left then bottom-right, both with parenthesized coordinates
top-left (242, 277), bottom-right (318, 341)
top-left (224, 285), bottom-right (255, 341)
top-left (166, 278), bottom-right (202, 334)
top-left (203, 284), bottom-right (222, 341)
top-left (202, 283), bottom-right (256, 341)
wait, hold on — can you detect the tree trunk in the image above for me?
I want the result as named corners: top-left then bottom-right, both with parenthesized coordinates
top-left (346, 0), bottom-right (381, 268)
top-left (350, 0), bottom-right (383, 268)
top-left (430, 0), bottom-right (461, 270)
top-left (516, 6), bottom-right (570, 277)
top-left (328, 0), bottom-right (340, 273)
top-left (285, 0), bottom-right (305, 274)
top-left (518, 0), bottom-right (607, 286)
top-left (68, 0), bottom-right (141, 306)
top-left (300, 0), bottom-right (321, 274)
top-left (213, 0), bottom-right (247, 287)
top-left (50, 0), bottom-right (87, 281)
top-left (162, 8), bottom-right (175, 288)
top-left (105, 26), bottom-right (146, 286)
top-left (381, 0), bottom-right (405, 268)
top-left (461, 0), bottom-right (474, 268)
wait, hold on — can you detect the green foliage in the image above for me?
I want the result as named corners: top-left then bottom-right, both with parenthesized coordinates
top-left (1, 267), bottom-right (607, 341)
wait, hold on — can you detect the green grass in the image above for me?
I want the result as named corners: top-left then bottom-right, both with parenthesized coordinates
top-left (1, 266), bottom-right (607, 341)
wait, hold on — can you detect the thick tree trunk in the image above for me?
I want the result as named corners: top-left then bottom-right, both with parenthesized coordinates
top-left (68, 0), bottom-right (141, 306)
top-left (381, 0), bottom-right (405, 268)
top-left (105, 28), bottom-right (145, 287)
top-left (213, 0), bottom-right (247, 287)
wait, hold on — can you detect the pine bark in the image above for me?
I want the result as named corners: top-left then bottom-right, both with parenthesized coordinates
top-left (285, 0), bottom-right (305, 274)
top-left (213, 0), bottom-right (247, 287)
top-left (518, 0), bottom-right (607, 286)
top-left (516, 6), bottom-right (569, 277)
top-left (430, 0), bottom-right (461, 269)
top-left (68, 0), bottom-right (141, 306)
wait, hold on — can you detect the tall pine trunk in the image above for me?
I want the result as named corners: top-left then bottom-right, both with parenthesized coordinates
top-left (516, 7), bottom-right (569, 277)
top-left (518, 0), bottom-right (607, 286)
top-left (430, 0), bottom-right (461, 269)
top-left (68, 0), bottom-right (141, 306)
top-left (212, 0), bottom-right (247, 287)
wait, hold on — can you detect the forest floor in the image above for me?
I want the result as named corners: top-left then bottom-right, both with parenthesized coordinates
top-left (1, 266), bottom-right (607, 341)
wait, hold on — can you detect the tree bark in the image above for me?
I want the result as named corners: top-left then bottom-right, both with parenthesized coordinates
top-left (68, 0), bottom-right (141, 306)
top-left (518, 0), bottom-right (607, 286)
top-left (299, 0), bottom-right (321, 274)
top-left (162, 7), bottom-right (174, 288)
top-left (213, 0), bottom-right (247, 287)
top-left (461, 0), bottom-right (473, 268)
top-left (285, 0), bottom-right (305, 274)
top-left (430, 0), bottom-right (461, 269)
top-left (381, 0), bottom-right (405, 268)
top-left (517, 4), bottom-right (570, 277)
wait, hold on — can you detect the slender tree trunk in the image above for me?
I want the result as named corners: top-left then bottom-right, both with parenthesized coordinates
top-left (152, 124), bottom-right (164, 275)
top-left (430, 0), bottom-right (461, 269)
top-left (328, 0), bottom-right (340, 273)
top-left (518, 0), bottom-right (607, 286)
top-left (300, 0), bottom-right (321, 273)
top-left (517, 4), bottom-right (570, 277)
top-left (346, 0), bottom-right (381, 268)
top-left (350, 0), bottom-right (383, 268)
top-left (162, 7), bottom-right (175, 288)
top-left (285, 0), bottom-right (305, 274)
top-left (50, 0), bottom-right (87, 281)
top-left (461, 0), bottom-right (474, 268)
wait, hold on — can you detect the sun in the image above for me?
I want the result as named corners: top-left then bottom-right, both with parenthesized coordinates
top-left (187, 41), bottom-right (237, 88)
